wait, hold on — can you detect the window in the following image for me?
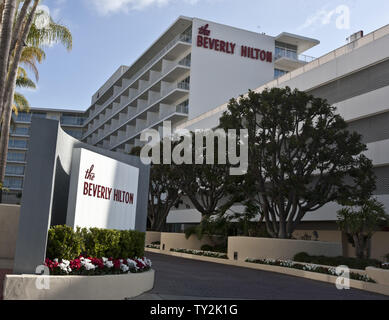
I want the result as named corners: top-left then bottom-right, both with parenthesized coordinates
top-left (274, 68), bottom-right (288, 79)
top-left (32, 112), bottom-right (47, 119)
top-left (179, 54), bottom-right (191, 67)
top-left (275, 41), bottom-right (298, 61)
top-left (5, 165), bottom-right (25, 176)
top-left (64, 128), bottom-right (84, 139)
top-left (60, 114), bottom-right (85, 126)
top-left (10, 127), bottom-right (29, 136)
top-left (3, 177), bottom-right (23, 189)
top-left (180, 27), bottom-right (192, 43)
top-left (7, 152), bottom-right (26, 162)
top-left (178, 76), bottom-right (190, 90)
top-left (176, 100), bottom-right (189, 114)
top-left (8, 139), bottom-right (28, 149)
top-left (13, 112), bottom-right (31, 122)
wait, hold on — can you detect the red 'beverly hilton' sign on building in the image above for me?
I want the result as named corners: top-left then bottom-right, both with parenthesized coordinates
top-left (196, 24), bottom-right (273, 63)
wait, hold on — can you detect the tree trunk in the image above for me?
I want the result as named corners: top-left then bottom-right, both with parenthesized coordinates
top-left (353, 234), bottom-right (371, 260)
top-left (278, 217), bottom-right (287, 239)
top-left (0, 0), bottom-right (38, 203)
top-left (0, 0), bottom-right (16, 119)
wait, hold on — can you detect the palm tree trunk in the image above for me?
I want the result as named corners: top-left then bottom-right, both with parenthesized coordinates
top-left (0, 0), bottom-right (17, 119)
top-left (0, 0), bottom-right (38, 202)
top-left (10, 0), bottom-right (31, 54)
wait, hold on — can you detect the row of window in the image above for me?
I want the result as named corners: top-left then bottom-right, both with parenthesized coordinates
top-left (8, 139), bottom-right (28, 149)
top-left (13, 112), bottom-right (86, 126)
top-left (5, 165), bottom-right (25, 176)
top-left (64, 128), bottom-right (84, 139)
top-left (7, 151), bottom-right (26, 162)
top-left (10, 126), bottom-right (29, 136)
top-left (3, 177), bottom-right (23, 189)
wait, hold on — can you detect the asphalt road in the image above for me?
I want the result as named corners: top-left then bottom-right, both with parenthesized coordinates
top-left (137, 252), bottom-right (388, 300)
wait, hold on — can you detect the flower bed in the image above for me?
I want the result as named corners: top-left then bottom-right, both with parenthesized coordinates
top-left (45, 256), bottom-right (152, 276)
top-left (293, 252), bottom-right (387, 270)
top-left (146, 244), bottom-right (160, 250)
top-left (170, 248), bottom-right (228, 259)
top-left (245, 258), bottom-right (375, 283)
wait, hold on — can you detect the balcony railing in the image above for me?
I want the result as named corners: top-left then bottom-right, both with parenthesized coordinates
top-left (275, 47), bottom-right (316, 63)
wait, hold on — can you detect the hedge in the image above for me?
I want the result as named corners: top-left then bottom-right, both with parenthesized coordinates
top-left (46, 225), bottom-right (145, 260)
top-left (293, 252), bottom-right (383, 270)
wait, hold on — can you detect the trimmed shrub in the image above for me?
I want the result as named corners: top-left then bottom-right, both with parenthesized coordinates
top-left (46, 226), bottom-right (145, 260)
top-left (46, 225), bottom-right (83, 261)
top-left (200, 245), bottom-right (214, 252)
top-left (118, 229), bottom-right (145, 258)
top-left (293, 252), bottom-right (382, 270)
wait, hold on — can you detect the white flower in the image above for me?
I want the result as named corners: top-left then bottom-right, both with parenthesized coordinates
top-left (105, 260), bottom-right (114, 269)
top-left (127, 259), bottom-right (138, 269)
top-left (84, 262), bottom-right (96, 271)
top-left (59, 260), bottom-right (71, 274)
top-left (121, 264), bottom-right (129, 273)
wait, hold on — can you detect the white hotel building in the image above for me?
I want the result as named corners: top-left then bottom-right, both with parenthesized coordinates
top-left (81, 17), bottom-right (318, 152)
top-left (5, 17), bottom-right (389, 238)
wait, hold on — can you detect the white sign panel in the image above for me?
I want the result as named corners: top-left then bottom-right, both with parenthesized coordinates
top-left (67, 148), bottom-right (139, 230)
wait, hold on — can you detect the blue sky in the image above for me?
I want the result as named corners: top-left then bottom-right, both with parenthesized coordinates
top-left (22, 0), bottom-right (389, 111)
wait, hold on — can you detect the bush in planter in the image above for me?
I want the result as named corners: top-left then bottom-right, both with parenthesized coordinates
top-left (201, 244), bottom-right (227, 253)
top-left (118, 229), bottom-right (145, 258)
top-left (46, 226), bottom-right (145, 260)
top-left (80, 228), bottom-right (122, 259)
top-left (47, 225), bottom-right (83, 260)
top-left (201, 245), bottom-right (214, 252)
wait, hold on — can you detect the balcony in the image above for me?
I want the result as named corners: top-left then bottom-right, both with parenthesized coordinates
top-left (83, 62), bottom-right (191, 140)
top-left (275, 47), bottom-right (316, 71)
top-left (84, 31), bottom-right (192, 127)
top-left (111, 106), bottom-right (188, 151)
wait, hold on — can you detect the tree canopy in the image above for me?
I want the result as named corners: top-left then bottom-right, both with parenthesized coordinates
top-left (219, 87), bottom-right (376, 239)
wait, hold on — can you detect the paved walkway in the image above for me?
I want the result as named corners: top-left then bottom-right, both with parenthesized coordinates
top-left (137, 252), bottom-right (388, 300)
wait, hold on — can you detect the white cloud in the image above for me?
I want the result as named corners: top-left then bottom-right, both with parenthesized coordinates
top-left (86, 0), bottom-right (201, 15)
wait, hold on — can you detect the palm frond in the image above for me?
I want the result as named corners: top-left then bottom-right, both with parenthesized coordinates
top-left (16, 76), bottom-right (36, 89)
top-left (13, 92), bottom-right (30, 114)
top-left (27, 17), bottom-right (73, 51)
top-left (20, 46), bottom-right (46, 81)
top-left (17, 66), bottom-right (28, 79)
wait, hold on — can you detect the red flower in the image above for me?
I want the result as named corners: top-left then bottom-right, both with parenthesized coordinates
top-left (113, 259), bottom-right (121, 270)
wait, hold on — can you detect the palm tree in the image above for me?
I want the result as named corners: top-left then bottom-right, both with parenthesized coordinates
top-left (0, 1), bottom-right (72, 201)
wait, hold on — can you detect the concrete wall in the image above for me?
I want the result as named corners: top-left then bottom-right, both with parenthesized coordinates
top-left (160, 232), bottom-right (223, 252)
top-left (145, 232), bottom-right (161, 245)
top-left (0, 205), bottom-right (20, 259)
top-left (228, 237), bottom-right (342, 261)
top-left (3, 270), bottom-right (155, 300)
top-left (294, 229), bottom-right (389, 261)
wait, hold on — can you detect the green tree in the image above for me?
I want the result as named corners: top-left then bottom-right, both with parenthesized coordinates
top-left (175, 131), bottom-right (242, 221)
top-left (130, 145), bottom-right (182, 232)
top-left (219, 87), bottom-right (376, 239)
top-left (337, 198), bottom-right (388, 259)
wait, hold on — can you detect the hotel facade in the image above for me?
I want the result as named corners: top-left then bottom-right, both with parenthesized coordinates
top-left (3, 108), bottom-right (85, 204)
top-left (4, 17), bottom-right (389, 234)
top-left (81, 17), bottom-right (318, 153)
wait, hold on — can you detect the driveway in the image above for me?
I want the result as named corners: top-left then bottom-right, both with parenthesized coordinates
top-left (137, 252), bottom-right (388, 300)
